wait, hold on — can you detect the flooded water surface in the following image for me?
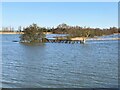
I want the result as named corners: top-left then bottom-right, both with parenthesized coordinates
top-left (2, 34), bottom-right (119, 88)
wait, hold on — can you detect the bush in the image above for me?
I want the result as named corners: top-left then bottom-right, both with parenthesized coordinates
top-left (20, 24), bottom-right (45, 43)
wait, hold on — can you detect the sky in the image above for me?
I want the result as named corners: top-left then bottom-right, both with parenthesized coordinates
top-left (2, 2), bottom-right (118, 30)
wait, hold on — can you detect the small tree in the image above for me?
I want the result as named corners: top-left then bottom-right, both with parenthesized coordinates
top-left (20, 24), bottom-right (45, 43)
top-left (18, 26), bottom-right (22, 32)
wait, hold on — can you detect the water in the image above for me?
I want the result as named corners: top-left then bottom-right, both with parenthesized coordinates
top-left (1, 34), bottom-right (119, 88)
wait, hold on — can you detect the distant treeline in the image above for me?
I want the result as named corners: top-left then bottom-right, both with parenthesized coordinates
top-left (1, 23), bottom-right (120, 38)
top-left (49, 23), bottom-right (119, 38)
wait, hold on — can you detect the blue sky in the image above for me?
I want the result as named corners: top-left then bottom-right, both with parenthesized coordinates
top-left (2, 2), bottom-right (118, 29)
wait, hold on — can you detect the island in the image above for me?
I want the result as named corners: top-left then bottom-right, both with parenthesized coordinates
top-left (1, 23), bottom-right (120, 44)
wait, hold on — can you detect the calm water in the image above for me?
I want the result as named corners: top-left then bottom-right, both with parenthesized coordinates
top-left (1, 34), bottom-right (119, 88)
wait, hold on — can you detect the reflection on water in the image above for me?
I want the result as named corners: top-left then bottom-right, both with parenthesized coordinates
top-left (2, 34), bottom-right (119, 88)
